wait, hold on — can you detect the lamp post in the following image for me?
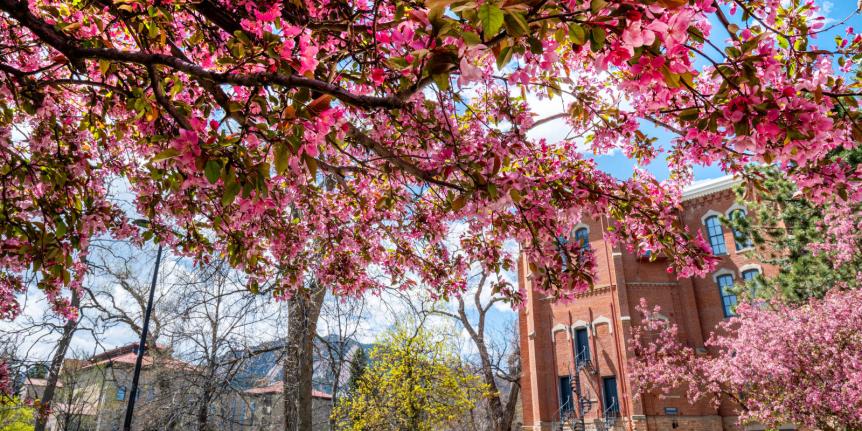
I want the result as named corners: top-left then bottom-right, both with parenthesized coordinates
top-left (122, 243), bottom-right (163, 431)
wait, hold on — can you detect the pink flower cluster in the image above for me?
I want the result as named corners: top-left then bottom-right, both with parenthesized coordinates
top-left (631, 289), bottom-right (862, 429)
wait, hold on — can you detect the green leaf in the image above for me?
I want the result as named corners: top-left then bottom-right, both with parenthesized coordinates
top-left (487, 183), bottom-right (498, 200)
top-left (274, 143), bottom-right (290, 174)
top-left (99, 59), bottom-right (111, 76)
top-left (152, 148), bottom-right (180, 162)
top-left (204, 159), bottom-right (222, 184)
top-left (509, 188), bottom-right (522, 204)
top-left (54, 219), bottom-right (67, 237)
top-left (496, 46), bottom-right (513, 69)
top-left (462, 31), bottom-right (482, 46)
top-left (222, 181), bottom-right (240, 206)
top-left (679, 108), bottom-right (700, 122)
top-left (504, 12), bottom-right (529, 37)
top-left (432, 73), bottom-right (450, 91)
top-left (478, 4), bottom-right (505, 37)
top-left (589, 27), bottom-right (606, 52)
top-left (590, 0), bottom-right (607, 14)
top-left (568, 23), bottom-right (586, 45)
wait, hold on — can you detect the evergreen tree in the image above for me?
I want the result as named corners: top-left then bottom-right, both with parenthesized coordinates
top-left (730, 152), bottom-right (862, 303)
top-left (346, 347), bottom-right (367, 395)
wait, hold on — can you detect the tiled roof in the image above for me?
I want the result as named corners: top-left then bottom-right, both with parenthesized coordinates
top-left (244, 381), bottom-right (332, 400)
top-left (24, 377), bottom-right (62, 387)
top-left (83, 351), bottom-right (191, 370)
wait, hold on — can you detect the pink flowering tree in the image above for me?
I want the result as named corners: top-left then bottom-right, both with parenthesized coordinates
top-left (630, 290), bottom-right (862, 430)
top-left (0, 0), bottom-right (861, 319)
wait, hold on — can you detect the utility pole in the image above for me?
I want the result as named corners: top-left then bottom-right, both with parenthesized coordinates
top-left (122, 244), bottom-right (163, 431)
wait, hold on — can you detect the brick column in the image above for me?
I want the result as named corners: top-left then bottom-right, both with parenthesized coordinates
top-left (520, 253), bottom-right (558, 430)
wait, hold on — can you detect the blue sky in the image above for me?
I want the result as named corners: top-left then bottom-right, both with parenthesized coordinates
top-left (592, 0), bottom-right (861, 182)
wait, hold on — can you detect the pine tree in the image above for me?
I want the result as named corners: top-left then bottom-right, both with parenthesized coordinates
top-left (730, 149), bottom-right (862, 303)
top-left (346, 346), bottom-right (367, 394)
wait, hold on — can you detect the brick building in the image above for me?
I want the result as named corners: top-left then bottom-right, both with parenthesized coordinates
top-left (518, 176), bottom-right (789, 431)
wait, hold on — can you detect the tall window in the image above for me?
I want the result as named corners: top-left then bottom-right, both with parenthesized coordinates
top-left (574, 227), bottom-right (589, 249)
top-left (116, 386), bottom-right (126, 401)
top-left (742, 268), bottom-right (760, 299)
top-left (730, 209), bottom-right (752, 251)
top-left (559, 376), bottom-right (573, 412)
top-left (574, 327), bottom-right (590, 366)
top-left (602, 376), bottom-right (620, 416)
top-left (717, 274), bottom-right (737, 317)
top-left (704, 216), bottom-right (727, 255)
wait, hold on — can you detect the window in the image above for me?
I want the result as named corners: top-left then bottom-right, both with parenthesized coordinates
top-left (742, 269), bottom-right (759, 282)
top-left (559, 376), bottom-right (573, 412)
top-left (742, 268), bottom-right (761, 299)
top-left (704, 216), bottom-right (727, 255)
top-left (574, 327), bottom-right (590, 366)
top-left (116, 386), bottom-right (126, 401)
top-left (730, 209), bottom-right (752, 251)
top-left (602, 377), bottom-right (620, 416)
top-left (574, 227), bottom-right (589, 249)
top-left (717, 274), bottom-right (737, 317)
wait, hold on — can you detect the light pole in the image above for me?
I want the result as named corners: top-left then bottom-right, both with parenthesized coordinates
top-left (122, 243), bottom-right (163, 431)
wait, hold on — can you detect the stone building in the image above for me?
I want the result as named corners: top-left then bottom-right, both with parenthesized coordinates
top-left (218, 381), bottom-right (332, 431)
top-left (518, 176), bottom-right (793, 431)
top-left (69, 343), bottom-right (194, 431)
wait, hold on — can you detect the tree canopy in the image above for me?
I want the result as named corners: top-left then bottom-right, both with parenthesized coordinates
top-left (1, 0), bottom-right (861, 318)
top-left (630, 289), bottom-right (862, 431)
top-left (332, 325), bottom-right (487, 431)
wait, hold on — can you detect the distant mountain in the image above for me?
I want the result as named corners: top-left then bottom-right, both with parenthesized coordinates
top-left (225, 335), bottom-right (371, 396)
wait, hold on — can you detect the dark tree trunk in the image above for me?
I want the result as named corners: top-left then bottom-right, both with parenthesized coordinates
top-left (283, 283), bottom-right (325, 431)
top-left (35, 289), bottom-right (80, 431)
top-left (195, 388), bottom-right (211, 431)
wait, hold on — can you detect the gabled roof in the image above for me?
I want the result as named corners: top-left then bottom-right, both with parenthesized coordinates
top-left (82, 343), bottom-right (189, 370)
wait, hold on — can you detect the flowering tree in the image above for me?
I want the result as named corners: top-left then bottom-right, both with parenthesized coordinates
top-left (332, 324), bottom-right (488, 431)
top-left (727, 162), bottom-right (862, 303)
top-left (629, 290), bottom-right (862, 430)
top-left (1, 0), bottom-right (861, 319)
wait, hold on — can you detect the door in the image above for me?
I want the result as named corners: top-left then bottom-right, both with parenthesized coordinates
top-left (602, 376), bottom-right (620, 416)
top-left (574, 328), bottom-right (590, 365)
top-left (559, 376), bottom-right (573, 412)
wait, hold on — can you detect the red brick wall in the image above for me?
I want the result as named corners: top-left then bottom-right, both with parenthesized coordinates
top-left (519, 186), bottom-right (777, 431)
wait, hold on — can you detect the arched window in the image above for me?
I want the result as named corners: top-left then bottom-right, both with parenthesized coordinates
top-left (741, 268), bottom-right (760, 282)
top-left (116, 386), bottom-right (127, 401)
top-left (704, 216), bottom-right (727, 255)
top-left (574, 227), bottom-right (589, 249)
top-left (716, 274), bottom-right (737, 317)
top-left (729, 209), bottom-right (752, 251)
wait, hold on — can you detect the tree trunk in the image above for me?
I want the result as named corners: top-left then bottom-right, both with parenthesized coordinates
top-left (283, 283), bottom-right (325, 431)
top-left (195, 389), bottom-right (211, 431)
top-left (475, 338), bottom-right (508, 431)
top-left (500, 360), bottom-right (521, 431)
top-left (35, 289), bottom-right (80, 431)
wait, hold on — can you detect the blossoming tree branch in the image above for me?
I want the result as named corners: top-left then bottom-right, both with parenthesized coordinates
top-left (0, 0), bottom-right (859, 318)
